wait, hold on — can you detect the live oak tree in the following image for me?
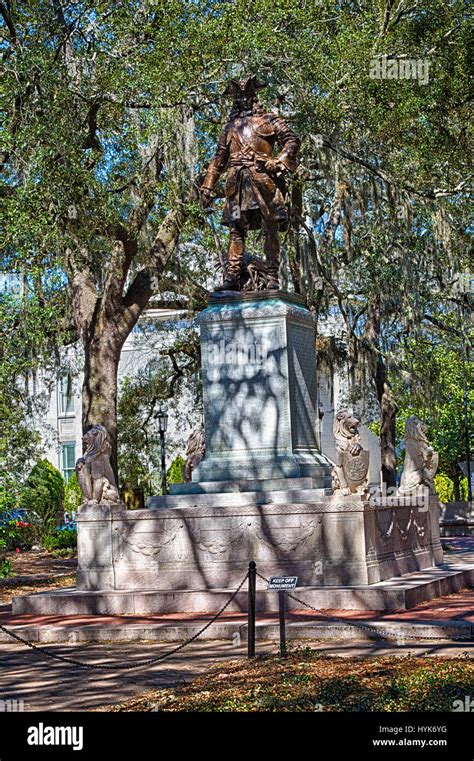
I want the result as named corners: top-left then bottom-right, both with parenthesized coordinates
top-left (1, 1), bottom-right (214, 472)
top-left (1, 0), bottom-right (471, 482)
top-left (268, 0), bottom-right (472, 484)
top-left (0, 288), bottom-right (66, 499)
top-left (393, 332), bottom-right (473, 501)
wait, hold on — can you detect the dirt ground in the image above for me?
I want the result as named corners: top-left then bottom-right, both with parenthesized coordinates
top-left (0, 549), bottom-right (76, 604)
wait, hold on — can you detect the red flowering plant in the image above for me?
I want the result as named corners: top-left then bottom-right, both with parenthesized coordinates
top-left (12, 520), bottom-right (35, 551)
top-left (0, 519), bottom-right (34, 552)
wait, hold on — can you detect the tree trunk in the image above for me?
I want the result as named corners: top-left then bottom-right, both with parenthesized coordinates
top-left (452, 468), bottom-right (461, 502)
top-left (374, 357), bottom-right (397, 488)
top-left (82, 330), bottom-right (122, 480)
top-left (67, 203), bottom-right (184, 485)
top-left (365, 294), bottom-right (397, 488)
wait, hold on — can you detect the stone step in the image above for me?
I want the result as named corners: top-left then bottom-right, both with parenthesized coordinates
top-left (12, 565), bottom-right (474, 616)
top-left (169, 476), bottom-right (320, 495)
top-left (148, 487), bottom-right (333, 510)
top-left (0, 617), bottom-right (471, 645)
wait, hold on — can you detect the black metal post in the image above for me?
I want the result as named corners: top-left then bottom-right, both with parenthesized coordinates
top-left (248, 561), bottom-right (256, 658)
top-left (278, 590), bottom-right (287, 657)
top-left (160, 430), bottom-right (167, 495)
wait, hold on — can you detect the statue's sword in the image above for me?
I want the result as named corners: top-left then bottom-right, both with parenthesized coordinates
top-left (195, 177), bottom-right (226, 271)
top-left (204, 208), bottom-right (226, 271)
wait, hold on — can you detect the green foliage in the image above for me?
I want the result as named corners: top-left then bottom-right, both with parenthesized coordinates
top-left (0, 0), bottom-right (471, 476)
top-left (167, 456), bottom-right (185, 485)
top-left (435, 473), bottom-right (468, 503)
top-left (393, 341), bottom-right (472, 497)
top-left (0, 557), bottom-right (13, 579)
top-left (118, 330), bottom-right (200, 493)
top-left (0, 294), bottom-right (65, 498)
top-left (0, 537), bottom-right (8, 578)
top-left (374, 662), bottom-right (474, 712)
top-left (42, 528), bottom-right (77, 552)
top-left (126, 652), bottom-right (474, 713)
top-left (0, 533), bottom-right (12, 577)
top-left (0, 489), bottom-right (17, 515)
top-left (20, 460), bottom-right (65, 543)
top-left (0, 522), bottom-right (17, 550)
top-left (0, 519), bottom-right (34, 551)
top-left (64, 473), bottom-right (82, 514)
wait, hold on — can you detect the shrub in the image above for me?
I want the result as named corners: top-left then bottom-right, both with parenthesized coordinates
top-left (435, 473), bottom-right (469, 502)
top-left (0, 521), bottom-right (18, 550)
top-left (121, 481), bottom-right (144, 510)
top-left (0, 520), bottom-right (34, 551)
top-left (64, 472), bottom-right (82, 514)
top-left (49, 547), bottom-right (76, 558)
top-left (0, 539), bottom-right (12, 578)
top-left (14, 520), bottom-right (35, 549)
top-left (0, 559), bottom-right (12, 578)
top-left (435, 474), bottom-right (455, 502)
top-left (42, 527), bottom-right (77, 552)
top-left (20, 460), bottom-right (65, 544)
top-left (167, 455), bottom-right (186, 485)
top-left (0, 488), bottom-right (17, 515)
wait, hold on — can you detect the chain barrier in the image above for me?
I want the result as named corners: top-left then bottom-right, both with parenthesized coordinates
top-left (256, 571), bottom-right (472, 644)
top-left (2, 566), bottom-right (471, 672)
top-left (0, 572), bottom-right (249, 670)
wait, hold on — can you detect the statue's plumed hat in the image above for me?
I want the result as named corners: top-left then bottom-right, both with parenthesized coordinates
top-left (223, 75), bottom-right (265, 97)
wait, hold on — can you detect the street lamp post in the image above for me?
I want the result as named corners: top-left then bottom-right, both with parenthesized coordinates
top-left (154, 407), bottom-right (169, 496)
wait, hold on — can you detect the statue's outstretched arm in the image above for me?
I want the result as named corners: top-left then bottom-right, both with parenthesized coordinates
top-left (201, 128), bottom-right (230, 195)
top-left (272, 115), bottom-right (300, 173)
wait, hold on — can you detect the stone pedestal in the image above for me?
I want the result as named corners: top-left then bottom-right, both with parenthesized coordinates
top-left (74, 495), bottom-right (443, 591)
top-left (191, 291), bottom-right (332, 485)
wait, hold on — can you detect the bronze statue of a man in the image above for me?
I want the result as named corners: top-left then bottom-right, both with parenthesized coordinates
top-left (200, 76), bottom-right (300, 292)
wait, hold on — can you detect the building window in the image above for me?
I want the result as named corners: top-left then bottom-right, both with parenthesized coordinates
top-left (61, 443), bottom-right (76, 483)
top-left (58, 374), bottom-right (75, 416)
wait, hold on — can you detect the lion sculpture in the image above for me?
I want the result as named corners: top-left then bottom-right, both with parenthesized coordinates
top-left (75, 424), bottom-right (121, 506)
top-left (398, 416), bottom-right (439, 496)
top-left (182, 425), bottom-right (205, 482)
top-left (332, 410), bottom-right (369, 495)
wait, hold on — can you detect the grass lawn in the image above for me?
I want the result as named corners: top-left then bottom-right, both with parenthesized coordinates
top-left (112, 649), bottom-right (474, 713)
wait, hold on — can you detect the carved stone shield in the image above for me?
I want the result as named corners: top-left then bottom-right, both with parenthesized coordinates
top-left (342, 449), bottom-right (369, 486)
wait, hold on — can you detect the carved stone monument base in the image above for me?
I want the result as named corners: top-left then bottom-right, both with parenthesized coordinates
top-left (16, 291), bottom-right (448, 618)
top-left (193, 291), bottom-right (333, 484)
top-left (72, 494), bottom-right (443, 592)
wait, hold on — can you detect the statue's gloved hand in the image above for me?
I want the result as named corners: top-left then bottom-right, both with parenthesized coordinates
top-left (200, 187), bottom-right (214, 209)
top-left (262, 157), bottom-right (285, 175)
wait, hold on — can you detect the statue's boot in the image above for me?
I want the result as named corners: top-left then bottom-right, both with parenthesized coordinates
top-left (265, 264), bottom-right (280, 290)
top-left (214, 277), bottom-right (240, 292)
top-left (263, 223), bottom-right (280, 291)
top-left (215, 224), bottom-right (244, 291)
top-left (266, 275), bottom-right (280, 290)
